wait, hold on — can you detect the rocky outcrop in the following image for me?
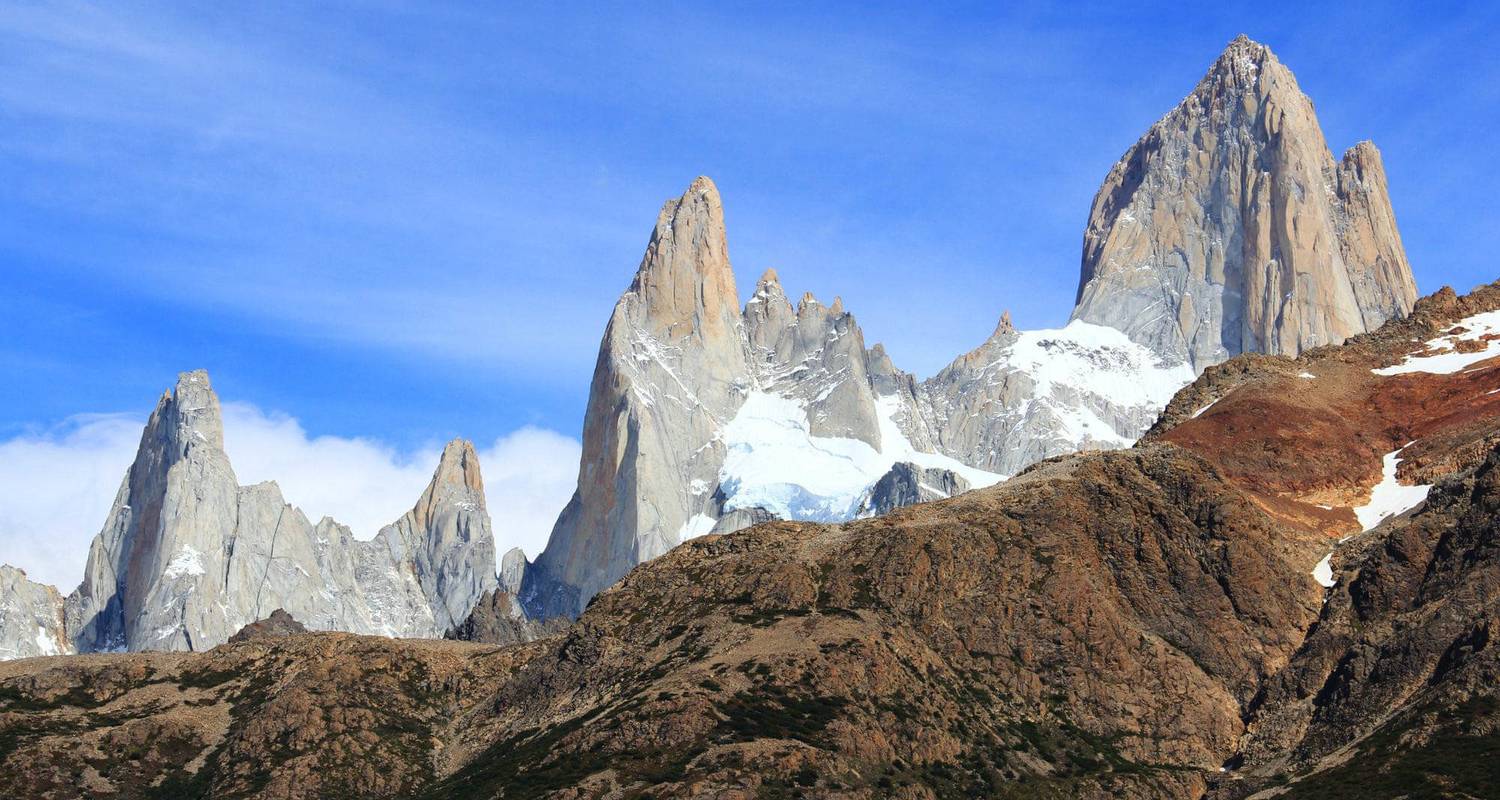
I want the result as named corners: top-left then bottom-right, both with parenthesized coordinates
top-left (855, 461), bottom-right (967, 516)
top-left (1072, 35), bottom-right (1417, 371)
top-left (227, 608), bottom-right (308, 643)
top-left (444, 588), bottom-right (567, 646)
top-left (0, 566), bottom-right (69, 660)
top-left (743, 269), bottom-right (882, 447)
top-left (0, 370), bottom-right (516, 658)
top-left (708, 505), bottom-right (776, 536)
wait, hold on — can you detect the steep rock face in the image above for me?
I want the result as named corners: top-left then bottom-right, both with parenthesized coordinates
top-left (365, 440), bottom-right (498, 636)
top-left (1, 370), bottom-right (513, 656)
top-left (528, 177), bottom-right (750, 617)
top-left (497, 547), bottom-right (527, 596)
top-left (743, 269), bottom-right (882, 447)
top-left (1072, 35), bottom-right (1417, 371)
top-left (65, 370), bottom-right (260, 652)
top-left (854, 461), bottom-right (968, 516)
top-left (0, 566), bottom-right (69, 660)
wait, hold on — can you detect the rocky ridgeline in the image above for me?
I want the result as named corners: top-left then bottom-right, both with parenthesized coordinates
top-left (0, 371), bottom-right (546, 659)
top-left (523, 36), bottom-right (1417, 617)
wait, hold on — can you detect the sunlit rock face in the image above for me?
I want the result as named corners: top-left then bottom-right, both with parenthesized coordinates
top-left (1072, 35), bottom-right (1416, 372)
top-left (0, 369), bottom-right (507, 657)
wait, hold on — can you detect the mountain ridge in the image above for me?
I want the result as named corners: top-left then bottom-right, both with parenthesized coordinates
top-left (0, 371), bottom-right (545, 659)
top-left (4, 280), bottom-right (1497, 797)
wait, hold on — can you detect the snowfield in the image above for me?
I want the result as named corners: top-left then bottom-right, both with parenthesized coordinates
top-left (716, 391), bottom-right (1002, 522)
top-left (992, 321), bottom-right (1194, 412)
top-left (162, 545), bottom-right (207, 580)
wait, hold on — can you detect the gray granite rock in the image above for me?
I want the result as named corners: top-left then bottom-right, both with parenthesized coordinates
top-left (856, 463), bottom-right (969, 517)
top-left (0, 370), bottom-right (516, 658)
top-left (0, 566), bottom-right (69, 659)
top-left (743, 270), bottom-right (882, 448)
top-left (498, 547), bottom-right (527, 596)
top-left (366, 440), bottom-right (498, 636)
top-left (708, 506), bottom-right (777, 536)
top-left (528, 177), bottom-right (751, 617)
top-left (1071, 35), bottom-right (1417, 371)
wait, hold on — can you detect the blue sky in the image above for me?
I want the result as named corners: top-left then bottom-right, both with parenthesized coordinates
top-left (1, 3), bottom-right (1497, 585)
top-left (3, 2), bottom-right (1497, 443)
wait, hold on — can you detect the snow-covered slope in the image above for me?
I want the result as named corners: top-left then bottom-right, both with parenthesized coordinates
top-left (716, 392), bottom-right (1002, 524)
top-left (1353, 446), bottom-right (1433, 531)
top-left (900, 319), bottom-right (1195, 477)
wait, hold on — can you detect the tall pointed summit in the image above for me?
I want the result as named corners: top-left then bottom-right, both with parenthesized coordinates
top-left (527, 177), bottom-right (751, 616)
top-left (1071, 35), bottom-right (1417, 371)
top-left (365, 439), bottom-right (498, 635)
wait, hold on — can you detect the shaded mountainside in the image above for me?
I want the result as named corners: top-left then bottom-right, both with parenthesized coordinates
top-left (1, 445), bottom-right (1320, 799)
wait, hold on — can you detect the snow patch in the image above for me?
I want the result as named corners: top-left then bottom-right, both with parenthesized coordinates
top-left (1190, 400), bottom-right (1217, 419)
top-left (34, 626), bottom-right (60, 656)
top-left (677, 513), bottom-right (717, 541)
top-left (162, 545), bottom-right (206, 580)
top-left (1312, 553), bottom-right (1335, 588)
top-left (983, 321), bottom-right (1193, 410)
top-left (1353, 447), bottom-right (1433, 532)
top-left (1372, 311), bottom-right (1500, 376)
top-left (718, 393), bottom-right (891, 520)
top-left (1298, 371), bottom-right (1316, 379)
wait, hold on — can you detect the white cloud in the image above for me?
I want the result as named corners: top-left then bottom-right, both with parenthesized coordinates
top-left (0, 414), bottom-right (143, 590)
top-left (0, 403), bottom-right (580, 591)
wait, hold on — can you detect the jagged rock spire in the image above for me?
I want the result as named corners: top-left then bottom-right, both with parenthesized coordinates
top-left (630, 175), bottom-right (742, 344)
top-left (528, 177), bottom-right (751, 617)
top-left (52, 371), bottom-right (507, 655)
top-left (371, 438), bottom-right (498, 634)
top-left (1071, 34), bottom-right (1417, 371)
top-left (743, 274), bottom-right (882, 446)
top-left (66, 370), bottom-right (243, 652)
